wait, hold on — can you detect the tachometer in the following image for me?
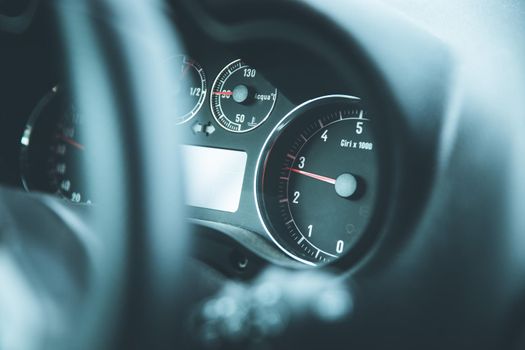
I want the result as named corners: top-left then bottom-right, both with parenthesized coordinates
top-left (255, 95), bottom-right (381, 266)
top-left (210, 59), bottom-right (277, 133)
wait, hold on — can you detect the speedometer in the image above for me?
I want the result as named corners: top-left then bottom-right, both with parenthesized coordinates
top-left (20, 86), bottom-right (91, 204)
top-left (255, 95), bottom-right (382, 266)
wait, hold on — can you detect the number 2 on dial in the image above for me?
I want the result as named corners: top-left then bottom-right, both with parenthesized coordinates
top-left (293, 191), bottom-right (300, 204)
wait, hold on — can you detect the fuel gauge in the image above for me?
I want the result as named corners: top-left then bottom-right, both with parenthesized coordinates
top-left (171, 55), bottom-right (207, 124)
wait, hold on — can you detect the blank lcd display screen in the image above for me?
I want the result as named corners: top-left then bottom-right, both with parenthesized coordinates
top-left (181, 145), bottom-right (247, 213)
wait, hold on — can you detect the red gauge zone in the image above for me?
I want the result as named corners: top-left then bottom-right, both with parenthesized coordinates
top-left (256, 96), bottom-right (380, 265)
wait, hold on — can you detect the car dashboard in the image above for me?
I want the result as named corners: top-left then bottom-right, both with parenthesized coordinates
top-left (1, 3), bottom-right (403, 275)
top-left (1, 1), bottom-right (525, 348)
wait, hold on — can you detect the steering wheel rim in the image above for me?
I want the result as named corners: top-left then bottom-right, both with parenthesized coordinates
top-left (52, 1), bottom-right (188, 348)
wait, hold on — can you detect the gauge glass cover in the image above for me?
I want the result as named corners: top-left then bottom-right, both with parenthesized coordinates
top-left (255, 95), bottom-right (380, 266)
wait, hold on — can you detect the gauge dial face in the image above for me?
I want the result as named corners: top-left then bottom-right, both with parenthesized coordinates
top-left (20, 87), bottom-right (92, 204)
top-left (172, 55), bottom-right (207, 124)
top-left (256, 95), bottom-right (380, 265)
top-left (49, 107), bottom-right (90, 203)
top-left (210, 59), bottom-right (277, 133)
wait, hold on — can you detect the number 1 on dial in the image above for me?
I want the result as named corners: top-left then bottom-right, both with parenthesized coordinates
top-left (307, 224), bottom-right (313, 237)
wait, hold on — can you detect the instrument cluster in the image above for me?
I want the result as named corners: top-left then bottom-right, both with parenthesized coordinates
top-left (18, 50), bottom-right (389, 268)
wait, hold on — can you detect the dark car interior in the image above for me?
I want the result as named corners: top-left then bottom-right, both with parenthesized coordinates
top-left (1, 0), bottom-right (525, 349)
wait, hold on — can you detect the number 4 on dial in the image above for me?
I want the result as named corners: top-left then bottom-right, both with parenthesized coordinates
top-left (321, 130), bottom-right (328, 142)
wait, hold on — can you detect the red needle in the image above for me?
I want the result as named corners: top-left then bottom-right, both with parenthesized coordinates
top-left (287, 167), bottom-right (336, 185)
top-left (181, 63), bottom-right (191, 76)
top-left (212, 91), bottom-right (233, 96)
top-left (57, 135), bottom-right (85, 151)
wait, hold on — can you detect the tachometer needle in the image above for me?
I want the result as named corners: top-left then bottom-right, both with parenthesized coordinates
top-left (57, 134), bottom-right (85, 151)
top-left (287, 167), bottom-right (336, 185)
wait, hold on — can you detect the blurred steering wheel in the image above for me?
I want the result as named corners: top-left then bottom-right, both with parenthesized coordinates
top-left (1, 1), bottom-right (188, 349)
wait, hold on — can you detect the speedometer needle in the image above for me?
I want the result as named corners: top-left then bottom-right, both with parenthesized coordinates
top-left (57, 134), bottom-right (85, 151)
top-left (287, 167), bottom-right (336, 185)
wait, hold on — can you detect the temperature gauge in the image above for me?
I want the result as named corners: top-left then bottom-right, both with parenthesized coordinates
top-left (210, 59), bottom-right (277, 133)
